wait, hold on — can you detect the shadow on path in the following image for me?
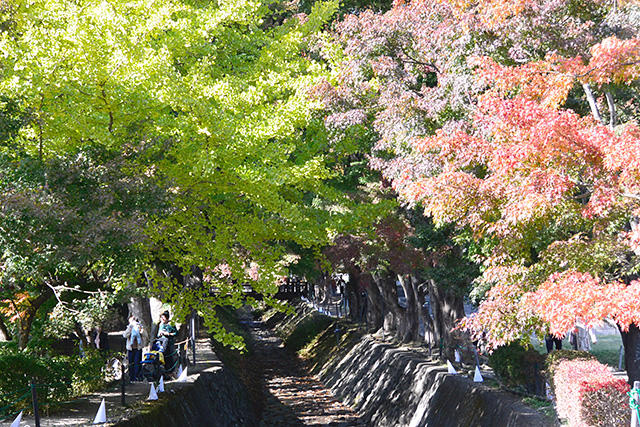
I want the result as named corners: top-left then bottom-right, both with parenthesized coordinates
top-left (248, 321), bottom-right (367, 427)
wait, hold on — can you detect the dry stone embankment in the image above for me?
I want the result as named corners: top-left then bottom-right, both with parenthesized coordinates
top-left (319, 335), bottom-right (554, 427)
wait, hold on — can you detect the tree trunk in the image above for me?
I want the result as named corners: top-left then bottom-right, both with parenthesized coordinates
top-left (582, 83), bottom-right (603, 124)
top-left (317, 273), bottom-right (331, 305)
top-left (345, 273), bottom-right (362, 322)
top-left (416, 281), bottom-right (436, 346)
top-left (18, 286), bottom-right (54, 349)
top-left (0, 315), bottom-right (12, 341)
top-left (605, 91), bottom-right (617, 130)
top-left (366, 276), bottom-right (384, 331)
top-left (620, 324), bottom-right (640, 385)
top-left (397, 275), bottom-right (420, 343)
top-left (312, 281), bottom-right (323, 305)
top-left (372, 272), bottom-right (402, 338)
top-left (428, 279), bottom-right (465, 357)
top-left (73, 321), bottom-right (89, 346)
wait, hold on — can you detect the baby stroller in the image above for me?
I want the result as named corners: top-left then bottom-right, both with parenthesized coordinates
top-left (140, 338), bottom-right (167, 381)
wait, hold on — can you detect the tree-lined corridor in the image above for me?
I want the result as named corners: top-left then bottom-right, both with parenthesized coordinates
top-left (0, 0), bottom-right (640, 424)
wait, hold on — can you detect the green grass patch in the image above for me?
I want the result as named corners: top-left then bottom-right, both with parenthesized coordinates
top-left (522, 396), bottom-right (556, 422)
top-left (522, 396), bottom-right (552, 411)
top-left (265, 300), bottom-right (365, 375)
top-left (284, 315), bottom-right (334, 353)
top-left (589, 334), bottom-right (624, 368)
top-left (532, 331), bottom-right (623, 369)
top-left (298, 321), bottom-right (364, 375)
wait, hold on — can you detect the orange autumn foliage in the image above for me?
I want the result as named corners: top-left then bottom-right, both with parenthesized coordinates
top-left (471, 35), bottom-right (640, 105)
top-left (328, 0), bottom-right (640, 351)
top-left (405, 37), bottom-right (640, 347)
top-left (471, 55), bottom-right (580, 109)
top-left (586, 36), bottom-right (640, 85)
top-left (401, 95), bottom-right (630, 237)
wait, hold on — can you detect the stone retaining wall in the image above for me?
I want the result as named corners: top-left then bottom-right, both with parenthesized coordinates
top-left (114, 365), bottom-right (258, 427)
top-left (111, 310), bottom-right (554, 427)
top-left (320, 336), bottom-right (554, 427)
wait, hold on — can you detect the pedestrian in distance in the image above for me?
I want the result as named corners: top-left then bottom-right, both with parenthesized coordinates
top-left (544, 333), bottom-right (562, 353)
top-left (123, 316), bottom-right (145, 382)
top-left (92, 325), bottom-right (110, 352)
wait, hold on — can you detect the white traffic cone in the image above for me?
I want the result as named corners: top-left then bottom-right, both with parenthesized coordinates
top-left (10, 410), bottom-right (23, 427)
top-left (176, 365), bottom-right (183, 378)
top-left (148, 383), bottom-right (158, 400)
top-left (474, 365), bottom-right (484, 382)
top-left (177, 366), bottom-right (188, 382)
top-left (447, 360), bottom-right (457, 374)
top-left (92, 398), bottom-right (106, 424)
top-left (158, 376), bottom-right (165, 392)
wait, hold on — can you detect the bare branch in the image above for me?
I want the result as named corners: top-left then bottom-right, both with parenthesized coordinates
top-left (51, 284), bottom-right (102, 295)
top-left (574, 60), bottom-right (639, 80)
top-left (574, 67), bottom-right (596, 79)
top-left (605, 91), bottom-right (617, 130)
top-left (582, 83), bottom-right (603, 124)
top-left (101, 88), bottom-right (114, 133)
top-left (400, 48), bottom-right (440, 74)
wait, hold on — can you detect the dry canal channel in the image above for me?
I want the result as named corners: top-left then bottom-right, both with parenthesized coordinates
top-left (245, 320), bottom-right (367, 427)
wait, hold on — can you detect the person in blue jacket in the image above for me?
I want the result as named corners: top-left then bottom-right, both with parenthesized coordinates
top-left (123, 316), bottom-right (145, 381)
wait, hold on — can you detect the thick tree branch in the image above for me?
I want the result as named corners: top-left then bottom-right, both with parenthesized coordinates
top-left (17, 285), bottom-right (54, 348)
top-left (605, 91), bottom-right (617, 130)
top-left (582, 83), bottom-right (603, 124)
top-left (0, 315), bottom-right (11, 341)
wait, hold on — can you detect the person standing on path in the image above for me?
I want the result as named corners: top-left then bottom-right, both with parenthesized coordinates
top-left (157, 311), bottom-right (177, 371)
top-left (123, 316), bottom-right (145, 382)
top-left (544, 333), bottom-right (562, 353)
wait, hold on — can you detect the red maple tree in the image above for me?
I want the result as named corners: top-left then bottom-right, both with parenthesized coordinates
top-left (323, 0), bottom-right (640, 381)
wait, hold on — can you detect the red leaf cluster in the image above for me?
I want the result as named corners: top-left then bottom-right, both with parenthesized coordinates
top-left (554, 359), bottom-right (630, 426)
top-left (325, 0), bottom-right (640, 348)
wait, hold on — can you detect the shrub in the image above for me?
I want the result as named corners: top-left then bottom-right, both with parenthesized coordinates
top-left (554, 359), bottom-right (629, 427)
top-left (545, 349), bottom-right (595, 392)
top-left (581, 380), bottom-right (630, 427)
top-left (488, 341), bottom-right (546, 395)
top-left (0, 346), bottom-right (106, 418)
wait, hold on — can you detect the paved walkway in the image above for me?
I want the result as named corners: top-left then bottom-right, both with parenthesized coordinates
top-left (0, 336), bottom-right (221, 427)
top-left (0, 321), bottom-right (367, 426)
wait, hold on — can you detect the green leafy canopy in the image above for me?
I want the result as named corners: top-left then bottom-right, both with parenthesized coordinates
top-left (0, 0), bottom-right (394, 348)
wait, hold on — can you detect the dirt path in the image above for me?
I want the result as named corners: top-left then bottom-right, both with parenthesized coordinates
top-left (248, 321), bottom-right (367, 427)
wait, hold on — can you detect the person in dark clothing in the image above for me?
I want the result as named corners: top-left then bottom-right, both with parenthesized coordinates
top-left (545, 333), bottom-right (562, 353)
top-left (157, 311), bottom-right (177, 371)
